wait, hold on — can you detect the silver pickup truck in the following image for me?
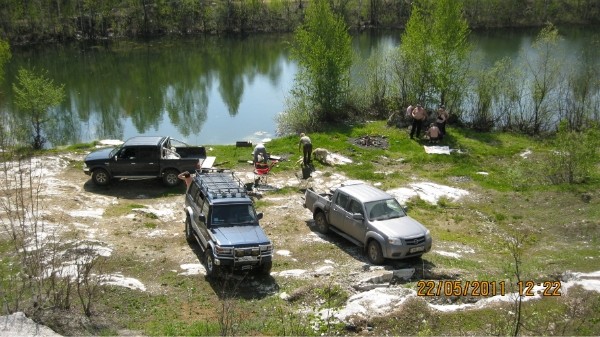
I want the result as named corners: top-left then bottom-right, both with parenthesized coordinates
top-left (304, 182), bottom-right (432, 264)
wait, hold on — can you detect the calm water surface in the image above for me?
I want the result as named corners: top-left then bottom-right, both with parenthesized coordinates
top-left (1, 27), bottom-right (598, 146)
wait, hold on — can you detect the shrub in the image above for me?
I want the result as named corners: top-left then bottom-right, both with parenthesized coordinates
top-left (543, 123), bottom-right (600, 184)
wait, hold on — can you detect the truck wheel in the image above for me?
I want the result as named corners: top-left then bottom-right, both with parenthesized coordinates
top-left (162, 169), bottom-right (180, 187)
top-left (367, 240), bottom-right (385, 265)
top-left (259, 261), bottom-right (272, 275)
top-left (185, 216), bottom-right (194, 244)
top-left (204, 249), bottom-right (219, 278)
top-left (314, 212), bottom-right (329, 234)
top-left (92, 169), bottom-right (110, 186)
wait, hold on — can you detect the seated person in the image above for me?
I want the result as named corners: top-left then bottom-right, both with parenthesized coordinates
top-left (426, 123), bottom-right (441, 143)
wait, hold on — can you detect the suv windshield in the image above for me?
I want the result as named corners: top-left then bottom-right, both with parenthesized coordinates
top-left (211, 204), bottom-right (257, 226)
top-left (365, 199), bottom-right (406, 221)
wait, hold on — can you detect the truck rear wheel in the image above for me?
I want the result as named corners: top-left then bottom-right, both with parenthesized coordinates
top-left (162, 169), bottom-right (180, 187)
top-left (367, 240), bottom-right (385, 265)
top-left (314, 211), bottom-right (329, 234)
top-left (204, 249), bottom-right (219, 278)
top-left (92, 168), bottom-right (110, 186)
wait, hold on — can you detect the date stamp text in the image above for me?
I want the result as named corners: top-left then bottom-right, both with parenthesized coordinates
top-left (416, 280), bottom-right (562, 297)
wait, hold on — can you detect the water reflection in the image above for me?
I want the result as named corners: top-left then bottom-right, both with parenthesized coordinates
top-left (1, 35), bottom-right (295, 146)
top-left (1, 27), bottom-right (598, 146)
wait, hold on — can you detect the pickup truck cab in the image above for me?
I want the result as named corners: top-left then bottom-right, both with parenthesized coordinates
top-left (304, 182), bottom-right (432, 264)
top-left (184, 171), bottom-right (273, 277)
top-left (83, 136), bottom-right (206, 187)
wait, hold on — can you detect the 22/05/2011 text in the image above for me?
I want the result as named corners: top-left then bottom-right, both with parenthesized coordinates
top-left (416, 280), bottom-right (562, 297)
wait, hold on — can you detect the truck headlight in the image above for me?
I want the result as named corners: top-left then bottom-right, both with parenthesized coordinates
top-left (215, 245), bottom-right (233, 256)
top-left (388, 238), bottom-right (403, 245)
top-left (260, 244), bottom-right (273, 253)
top-left (425, 230), bottom-right (431, 240)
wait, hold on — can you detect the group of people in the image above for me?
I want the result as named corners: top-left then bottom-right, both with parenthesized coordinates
top-left (252, 133), bottom-right (313, 167)
top-left (406, 103), bottom-right (449, 143)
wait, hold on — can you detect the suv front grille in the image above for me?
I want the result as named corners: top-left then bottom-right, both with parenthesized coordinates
top-left (235, 247), bottom-right (260, 257)
top-left (405, 236), bottom-right (426, 245)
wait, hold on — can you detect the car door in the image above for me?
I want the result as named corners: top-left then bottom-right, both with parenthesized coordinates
top-left (111, 146), bottom-right (159, 176)
top-left (190, 187), bottom-right (210, 248)
top-left (136, 146), bottom-right (160, 176)
top-left (111, 146), bottom-right (138, 176)
top-left (330, 192), bottom-right (349, 230)
top-left (343, 199), bottom-right (367, 242)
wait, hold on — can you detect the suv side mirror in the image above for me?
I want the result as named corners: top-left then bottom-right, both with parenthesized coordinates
top-left (352, 213), bottom-right (364, 220)
top-left (198, 214), bottom-right (206, 223)
top-left (403, 206), bottom-right (409, 212)
top-left (256, 212), bottom-right (263, 220)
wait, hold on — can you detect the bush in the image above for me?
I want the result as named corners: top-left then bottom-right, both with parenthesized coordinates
top-left (543, 123), bottom-right (600, 184)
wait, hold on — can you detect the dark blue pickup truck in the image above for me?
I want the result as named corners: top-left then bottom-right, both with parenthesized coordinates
top-left (83, 136), bottom-right (206, 187)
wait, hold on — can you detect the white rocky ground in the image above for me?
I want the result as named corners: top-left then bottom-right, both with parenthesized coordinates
top-left (1, 149), bottom-right (599, 336)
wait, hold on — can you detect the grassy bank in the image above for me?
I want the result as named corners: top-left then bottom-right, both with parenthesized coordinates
top-left (102, 120), bottom-right (597, 335)
top-left (5, 121), bottom-right (600, 336)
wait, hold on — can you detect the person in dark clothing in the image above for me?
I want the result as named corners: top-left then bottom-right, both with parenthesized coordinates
top-left (436, 105), bottom-right (449, 139)
top-left (298, 133), bottom-right (312, 166)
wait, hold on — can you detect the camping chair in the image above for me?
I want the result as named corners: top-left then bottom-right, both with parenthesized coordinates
top-left (253, 159), bottom-right (278, 187)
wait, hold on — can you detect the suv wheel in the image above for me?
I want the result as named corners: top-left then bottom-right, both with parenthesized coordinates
top-left (162, 169), bottom-right (180, 187)
top-left (185, 216), bottom-right (194, 244)
top-left (204, 249), bottom-right (219, 278)
top-left (314, 212), bottom-right (329, 234)
top-left (259, 261), bottom-right (272, 275)
top-left (92, 169), bottom-right (110, 186)
top-left (367, 240), bottom-right (385, 265)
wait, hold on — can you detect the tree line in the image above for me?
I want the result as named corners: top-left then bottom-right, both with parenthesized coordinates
top-left (0, 0), bottom-right (599, 44)
top-left (280, 0), bottom-right (599, 183)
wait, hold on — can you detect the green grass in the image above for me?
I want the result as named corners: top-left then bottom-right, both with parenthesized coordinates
top-left (3, 122), bottom-right (599, 336)
top-left (104, 203), bottom-right (147, 217)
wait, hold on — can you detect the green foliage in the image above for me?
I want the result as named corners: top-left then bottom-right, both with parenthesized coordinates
top-left (399, 4), bottom-right (432, 104)
top-left (289, 0), bottom-right (353, 124)
top-left (543, 122), bottom-right (600, 184)
top-left (398, 0), bottom-right (470, 110)
top-left (430, 0), bottom-right (471, 107)
top-left (0, 38), bottom-right (10, 84)
top-left (12, 68), bottom-right (65, 149)
top-left (562, 35), bottom-right (600, 131)
top-left (276, 95), bottom-right (319, 135)
top-left (526, 23), bottom-right (562, 134)
top-left (470, 58), bottom-right (509, 131)
top-left (353, 48), bottom-right (394, 118)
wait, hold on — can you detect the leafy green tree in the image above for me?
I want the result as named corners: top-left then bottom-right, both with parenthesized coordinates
top-left (398, 3), bottom-right (432, 105)
top-left (12, 68), bottom-right (65, 149)
top-left (399, 0), bottom-right (470, 111)
top-left (430, 0), bottom-right (470, 107)
top-left (290, 0), bottom-right (353, 124)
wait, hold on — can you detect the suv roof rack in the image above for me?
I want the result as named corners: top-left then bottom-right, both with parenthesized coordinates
top-left (194, 171), bottom-right (247, 199)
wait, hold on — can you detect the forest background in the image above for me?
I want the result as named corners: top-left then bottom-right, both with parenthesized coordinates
top-left (0, 0), bottom-right (599, 44)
